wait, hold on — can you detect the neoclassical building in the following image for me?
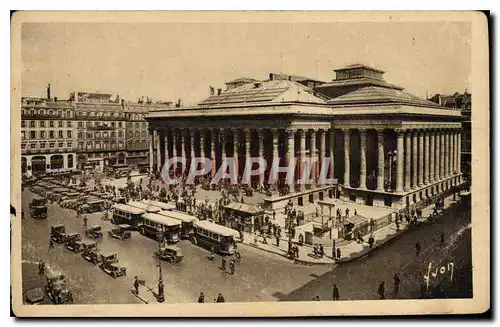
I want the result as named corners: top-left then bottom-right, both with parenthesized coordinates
top-left (146, 64), bottom-right (463, 210)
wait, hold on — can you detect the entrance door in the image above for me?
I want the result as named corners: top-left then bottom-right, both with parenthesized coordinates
top-left (31, 156), bottom-right (47, 175)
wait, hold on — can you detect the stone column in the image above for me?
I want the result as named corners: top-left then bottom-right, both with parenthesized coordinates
top-left (258, 129), bottom-right (265, 187)
top-left (189, 129), bottom-right (196, 173)
top-left (154, 129), bottom-right (161, 172)
top-left (359, 129), bottom-right (367, 190)
top-left (329, 129), bottom-right (335, 180)
top-left (412, 130), bottom-right (418, 189)
top-left (171, 129), bottom-right (177, 172)
top-left (434, 130), bottom-right (440, 181)
top-left (272, 129), bottom-right (280, 185)
top-left (418, 130), bottom-right (424, 186)
top-left (447, 129), bottom-right (453, 177)
top-left (298, 129), bottom-right (306, 191)
top-left (396, 130), bottom-right (405, 193)
top-left (343, 129), bottom-right (350, 188)
top-left (376, 130), bottom-right (385, 192)
top-left (454, 130), bottom-right (459, 174)
top-left (310, 129), bottom-right (317, 185)
top-left (457, 130), bottom-right (462, 174)
top-left (318, 129), bottom-right (326, 186)
top-left (220, 129), bottom-right (227, 165)
top-left (245, 128), bottom-right (252, 167)
top-left (233, 129), bottom-right (240, 181)
top-left (164, 128), bottom-right (170, 165)
top-left (148, 128), bottom-right (154, 173)
top-left (429, 130), bottom-right (435, 183)
top-left (443, 130), bottom-right (448, 177)
top-left (180, 129), bottom-right (186, 173)
top-left (210, 129), bottom-right (217, 179)
top-left (286, 129), bottom-right (295, 189)
top-left (423, 130), bottom-right (430, 185)
top-left (404, 131), bottom-right (411, 191)
top-left (439, 131), bottom-right (445, 179)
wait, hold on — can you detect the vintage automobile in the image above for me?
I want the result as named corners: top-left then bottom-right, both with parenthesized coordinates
top-left (154, 245), bottom-right (184, 264)
top-left (65, 233), bottom-right (83, 252)
top-left (24, 287), bottom-right (45, 305)
top-left (99, 253), bottom-right (127, 278)
top-left (107, 224), bottom-right (132, 240)
top-left (81, 241), bottom-right (101, 264)
top-left (85, 225), bottom-right (103, 240)
top-left (50, 224), bottom-right (67, 244)
top-left (46, 272), bottom-right (74, 304)
top-left (30, 197), bottom-right (48, 219)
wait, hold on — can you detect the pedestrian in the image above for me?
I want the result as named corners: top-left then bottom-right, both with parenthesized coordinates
top-left (336, 247), bottom-right (341, 260)
top-left (393, 274), bottom-right (400, 294)
top-left (134, 276), bottom-right (139, 295)
top-left (440, 231), bottom-right (445, 245)
top-left (378, 281), bottom-right (385, 299)
top-left (272, 210), bottom-right (276, 220)
top-left (368, 234), bottom-right (375, 249)
top-left (49, 238), bottom-right (54, 250)
top-left (229, 260), bottom-right (235, 275)
top-left (221, 257), bottom-right (226, 271)
top-left (216, 293), bottom-right (225, 303)
top-left (415, 241), bottom-right (421, 256)
top-left (315, 295), bottom-right (320, 301)
top-left (319, 244), bottom-right (324, 258)
top-left (276, 235), bottom-right (280, 247)
top-left (332, 284), bottom-right (340, 301)
top-left (198, 292), bottom-right (205, 303)
top-left (354, 209), bottom-right (357, 216)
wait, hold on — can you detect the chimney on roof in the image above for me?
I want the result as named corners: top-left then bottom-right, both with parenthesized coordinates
top-left (217, 88), bottom-right (222, 95)
top-left (288, 76), bottom-right (292, 81)
top-left (47, 84), bottom-right (51, 100)
top-left (269, 73), bottom-right (274, 81)
top-left (121, 99), bottom-right (125, 108)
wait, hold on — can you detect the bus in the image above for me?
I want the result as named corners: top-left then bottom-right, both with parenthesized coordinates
top-left (112, 203), bottom-right (146, 228)
top-left (139, 213), bottom-right (181, 243)
top-left (140, 200), bottom-right (175, 211)
top-left (158, 210), bottom-right (197, 238)
top-left (127, 201), bottom-right (162, 214)
top-left (191, 220), bottom-right (239, 255)
top-left (30, 195), bottom-right (47, 219)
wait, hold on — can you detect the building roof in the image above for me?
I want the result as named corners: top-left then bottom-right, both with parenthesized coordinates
top-left (334, 63), bottom-right (385, 74)
top-left (327, 86), bottom-right (443, 108)
top-left (127, 201), bottom-right (162, 213)
top-left (141, 200), bottom-right (175, 211)
top-left (112, 203), bottom-right (146, 215)
top-left (224, 202), bottom-right (263, 215)
top-left (158, 210), bottom-right (197, 223)
top-left (225, 77), bottom-right (259, 84)
top-left (198, 79), bottom-right (326, 106)
top-left (315, 77), bottom-right (403, 90)
top-left (142, 213), bottom-right (181, 227)
top-left (267, 73), bottom-right (325, 83)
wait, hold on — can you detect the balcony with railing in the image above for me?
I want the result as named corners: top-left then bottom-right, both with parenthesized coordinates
top-left (22, 112), bottom-right (70, 120)
top-left (22, 147), bottom-right (76, 155)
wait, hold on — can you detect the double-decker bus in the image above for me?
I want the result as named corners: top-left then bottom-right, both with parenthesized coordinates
top-left (191, 220), bottom-right (239, 255)
top-left (127, 201), bottom-right (162, 214)
top-left (112, 203), bottom-right (145, 228)
top-left (158, 210), bottom-right (197, 238)
top-left (139, 213), bottom-right (181, 243)
top-left (140, 200), bottom-right (175, 211)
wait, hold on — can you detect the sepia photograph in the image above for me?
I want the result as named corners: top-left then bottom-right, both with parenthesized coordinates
top-left (10, 11), bottom-right (489, 317)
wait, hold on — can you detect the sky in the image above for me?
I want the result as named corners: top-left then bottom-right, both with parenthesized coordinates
top-left (21, 21), bottom-right (471, 105)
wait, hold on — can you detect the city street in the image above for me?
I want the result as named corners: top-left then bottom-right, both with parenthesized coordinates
top-left (21, 189), bottom-right (472, 304)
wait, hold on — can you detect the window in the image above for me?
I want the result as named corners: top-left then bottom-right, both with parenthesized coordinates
top-left (29, 109), bottom-right (34, 115)
top-left (67, 131), bottom-right (72, 138)
top-left (21, 121), bottom-right (26, 128)
top-left (78, 122), bottom-right (83, 128)
top-left (21, 131), bottom-right (25, 139)
top-left (49, 110), bottom-right (54, 116)
top-left (57, 110), bottom-right (61, 117)
top-left (67, 111), bottom-right (71, 118)
top-left (30, 121), bottom-right (35, 128)
top-left (78, 142), bottom-right (84, 150)
top-left (49, 131), bottom-right (55, 139)
top-left (30, 131), bottom-right (36, 139)
top-left (49, 142), bottom-right (55, 148)
top-left (58, 121), bottom-right (63, 127)
top-left (111, 131), bottom-right (115, 138)
top-left (58, 131), bottom-right (64, 139)
top-left (67, 121), bottom-right (72, 127)
top-left (67, 141), bottom-right (72, 148)
top-left (142, 122), bottom-right (147, 128)
top-left (135, 131), bottom-right (139, 137)
top-left (40, 121), bottom-right (45, 128)
top-left (21, 143), bottom-right (26, 150)
top-left (78, 132), bottom-right (84, 139)
top-left (86, 122), bottom-right (91, 127)
top-left (40, 131), bottom-right (45, 139)
top-left (135, 122), bottom-right (139, 128)
top-left (111, 122), bottom-right (115, 127)
top-left (119, 131), bottom-right (123, 138)
top-left (30, 143), bottom-right (36, 149)
top-left (49, 121), bottom-right (54, 128)
top-left (58, 142), bottom-right (64, 148)
top-left (118, 122), bottom-right (122, 128)
top-left (40, 143), bottom-right (46, 149)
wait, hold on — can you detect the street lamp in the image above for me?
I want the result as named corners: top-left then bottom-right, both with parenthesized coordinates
top-left (387, 150), bottom-right (397, 192)
top-left (156, 228), bottom-right (165, 303)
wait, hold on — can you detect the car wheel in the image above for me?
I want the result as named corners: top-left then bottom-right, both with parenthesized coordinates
top-left (190, 236), bottom-right (197, 245)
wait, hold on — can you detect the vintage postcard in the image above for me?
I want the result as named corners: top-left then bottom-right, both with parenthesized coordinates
top-left (11, 11), bottom-right (489, 317)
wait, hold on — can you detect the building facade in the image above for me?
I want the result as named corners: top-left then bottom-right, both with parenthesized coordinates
top-left (146, 64), bottom-right (463, 210)
top-left (21, 92), bottom-right (77, 177)
top-left (428, 92), bottom-right (471, 180)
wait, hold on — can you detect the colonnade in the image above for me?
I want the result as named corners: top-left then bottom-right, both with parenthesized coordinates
top-left (149, 126), bottom-right (462, 194)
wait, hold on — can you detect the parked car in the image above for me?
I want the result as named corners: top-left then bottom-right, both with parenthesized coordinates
top-left (46, 272), bottom-right (74, 304)
top-left (154, 245), bottom-right (184, 264)
top-left (50, 224), bottom-right (67, 244)
top-left (107, 224), bottom-right (132, 241)
top-left (85, 225), bottom-right (103, 240)
top-left (99, 253), bottom-right (126, 278)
